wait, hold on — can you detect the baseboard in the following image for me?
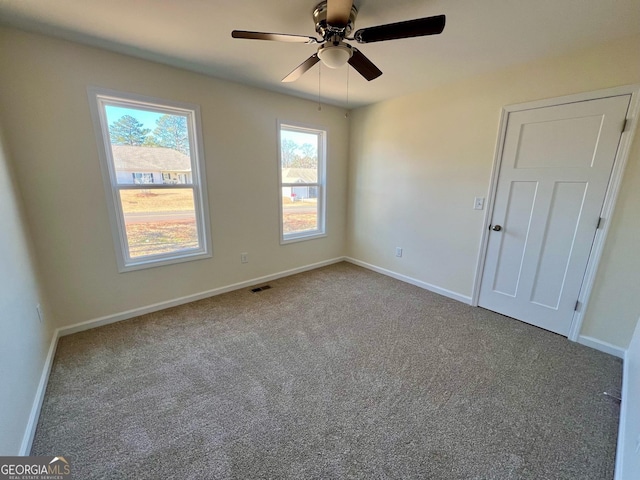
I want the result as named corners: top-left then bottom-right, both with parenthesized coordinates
top-left (19, 257), bottom-right (346, 455)
top-left (577, 335), bottom-right (626, 359)
top-left (344, 257), bottom-right (472, 305)
top-left (19, 328), bottom-right (60, 455)
top-left (614, 348), bottom-right (629, 480)
top-left (58, 257), bottom-right (346, 337)
top-left (344, 259), bottom-right (625, 359)
top-left (18, 257), bottom-right (627, 460)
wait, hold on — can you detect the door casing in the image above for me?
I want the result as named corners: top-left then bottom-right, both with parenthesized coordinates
top-left (471, 84), bottom-right (640, 342)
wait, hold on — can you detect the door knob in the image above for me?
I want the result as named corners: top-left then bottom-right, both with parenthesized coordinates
top-left (492, 225), bottom-right (502, 231)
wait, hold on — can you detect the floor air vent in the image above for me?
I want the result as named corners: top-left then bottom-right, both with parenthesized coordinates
top-left (251, 285), bottom-right (272, 293)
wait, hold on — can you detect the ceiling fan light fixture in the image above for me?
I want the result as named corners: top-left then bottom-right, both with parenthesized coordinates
top-left (232, 1), bottom-right (446, 83)
top-left (317, 43), bottom-right (352, 69)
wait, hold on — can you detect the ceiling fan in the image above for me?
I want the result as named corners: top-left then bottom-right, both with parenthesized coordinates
top-left (231, 0), bottom-right (445, 82)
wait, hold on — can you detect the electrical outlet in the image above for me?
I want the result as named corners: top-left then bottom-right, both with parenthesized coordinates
top-left (395, 247), bottom-right (403, 258)
top-left (474, 197), bottom-right (485, 210)
top-left (240, 252), bottom-right (249, 264)
top-left (36, 304), bottom-right (44, 324)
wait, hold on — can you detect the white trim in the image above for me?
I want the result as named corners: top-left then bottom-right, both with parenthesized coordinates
top-left (280, 232), bottom-right (328, 245)
top-left (345, 257), bottom-right (472, 305)
top-left (614, 348), bottom-right (629, 479)
top-left (568, 85), bottom-right (640, 340)
top-left (58, 257), bottom-right (345, 337)
top-left (500, 85), bottom-right (640, 111)
top-left (21, 257), bottom-right (345, 453)
top-left (19, 331), bottom-right (60, 455)
top-left (471, 107), bottom-right (508, 306)
top-left (471, 84), bottom-right (640, 342)
top-left (615, 317), bottom-right (640, 480)
top-left (577, 335), bottom-right (625, 359)
top-left (19, 258), bottom-right (622, 457)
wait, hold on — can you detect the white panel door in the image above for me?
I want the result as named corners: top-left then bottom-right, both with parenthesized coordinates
top-left (479, 95), bottom-right (630, 336)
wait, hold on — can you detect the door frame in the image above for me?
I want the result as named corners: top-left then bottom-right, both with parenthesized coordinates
top-left (471, 84), bottom-right (640, 341)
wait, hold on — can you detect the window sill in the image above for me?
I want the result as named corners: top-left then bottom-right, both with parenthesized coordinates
top-left (117, 250), bottom-right (212, 273)
top-left (280, 231), bottom-right (327, 245)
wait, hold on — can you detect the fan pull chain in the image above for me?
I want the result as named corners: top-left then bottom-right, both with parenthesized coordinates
top-left (317, 62), bottom-right (322, 111)
top-left (345, 66), bottom-right (350, 118)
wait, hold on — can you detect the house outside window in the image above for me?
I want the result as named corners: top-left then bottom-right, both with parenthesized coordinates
top-left (278, 122), bottom-right (326, 243)
top-left (89, 87), bottom-right (211, 271)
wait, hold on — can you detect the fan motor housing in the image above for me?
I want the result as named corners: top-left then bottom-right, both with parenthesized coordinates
top-left (313, 1), bottom-right (358, 39)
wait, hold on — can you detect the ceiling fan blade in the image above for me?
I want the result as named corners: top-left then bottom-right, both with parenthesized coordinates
top-left (354, 14), bottom-right (446, 43)
top-left (282, 54), bottom-right (320, 83)
top-left (327, 0), bottom-right (353, 27)
top-left (348, 48), bottom-right (382, 81)
top-left (232, 30), bottom-right (319, 44)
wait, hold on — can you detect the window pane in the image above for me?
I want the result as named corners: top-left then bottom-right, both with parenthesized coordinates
top-left (280, 128), bottom-right (318, 174)
top-left (120, 188), bottom-right (199, 258)
top-left (282, 187), bottom-right (318, 234)
top-left (104, 105), bottom-right (192, 185)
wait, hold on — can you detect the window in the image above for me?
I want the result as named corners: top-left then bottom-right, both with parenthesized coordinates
top-left (89, 88), bottom-right (211, 271)
top-left (278, 122), bottom-right (326, 243)
top-left (132, 172), bottom-right (154, 184)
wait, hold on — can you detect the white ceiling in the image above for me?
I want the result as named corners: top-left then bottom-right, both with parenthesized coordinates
top-left (1, 0), bottom-right (639, 108)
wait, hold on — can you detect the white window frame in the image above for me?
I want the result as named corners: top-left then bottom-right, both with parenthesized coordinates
top-left (277, 121), bottom-right (327, 244)
top-left (88, 87), bottom-right (212, 272)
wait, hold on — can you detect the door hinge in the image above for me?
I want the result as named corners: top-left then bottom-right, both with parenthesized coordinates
top-left (596, 217), bottom-right (603, 229)
top-left (574, 300), bottom-right (580, 311)
top-left (621, 118), bottom-right (628, 133)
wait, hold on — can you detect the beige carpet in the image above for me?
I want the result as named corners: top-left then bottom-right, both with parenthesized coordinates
top-left (31, 262), bottom-right (621, 479)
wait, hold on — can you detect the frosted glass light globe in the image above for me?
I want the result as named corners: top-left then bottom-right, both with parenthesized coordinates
top-left (318, 44), bottom-right (352, 69)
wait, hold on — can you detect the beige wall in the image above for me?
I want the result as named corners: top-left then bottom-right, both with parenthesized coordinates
top-left (0, 27), bottom-right (349, 328)
top-left (348, 35), bottom-right (640, 349)
top-left (0, 122), bottom-right (54, 454)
